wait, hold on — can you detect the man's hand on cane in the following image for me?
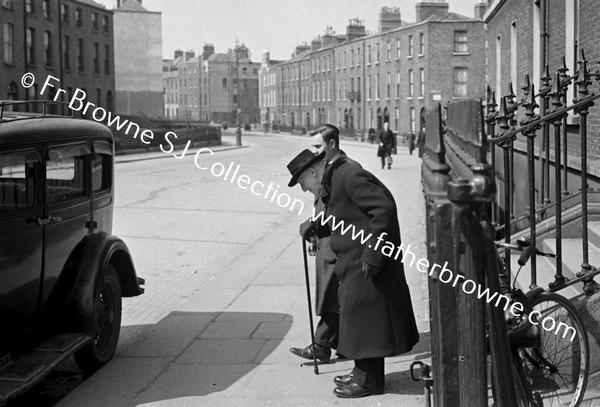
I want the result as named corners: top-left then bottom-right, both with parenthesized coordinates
top-left (299, 219), bottom-right (316, 241)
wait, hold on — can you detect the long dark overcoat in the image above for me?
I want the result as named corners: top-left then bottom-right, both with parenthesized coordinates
top-left (322, 156), bottom-right (419, 359)
top-left (314, 197), bottom-right (339, 315)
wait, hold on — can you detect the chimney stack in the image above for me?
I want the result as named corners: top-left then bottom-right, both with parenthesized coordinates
top-left (185, 49), bottom-right (195, 61)
top-left (346, 18), bottom-right (366, 41)
top-left (202, 44), bottom-right (215, 59)
top-left (294, 43), bottom-right (311, 56)
top-left (415, 0), bottom-right (449, 22)
top-left (378, 7), bottom-right (402, 33)
top-left (474, 2), bottom-right (487, 20)
top-left (311, 37), bottom-right (322, 51)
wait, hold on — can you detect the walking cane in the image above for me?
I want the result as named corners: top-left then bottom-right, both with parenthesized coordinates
top-left (301, 238), bottom-right (319, 375)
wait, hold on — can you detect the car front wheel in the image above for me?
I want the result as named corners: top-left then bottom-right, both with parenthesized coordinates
top-left (74, 264), bottom-right (122, 373)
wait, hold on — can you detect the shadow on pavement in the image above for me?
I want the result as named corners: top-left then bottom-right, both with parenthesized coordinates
top-left (120, 311), bottom-right (293, 405)
top-left (8, 311), bottom-right (292, 407)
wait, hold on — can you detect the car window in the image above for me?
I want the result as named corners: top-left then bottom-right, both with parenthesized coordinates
top-left (91, 154), bottom-right (110, 193)
top-left (0, 150), bottom-right (39, 213)
top-left (92, 141), bottom-right (112, 193)
top-left (46, 144), bottom-right (90, 204)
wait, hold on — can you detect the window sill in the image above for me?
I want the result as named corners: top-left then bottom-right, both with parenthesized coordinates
top-left (407, 97), bottom-right (413, 100)
top-left (453, 52), bottom-right (470, 56)
top-left (418, 54), bottom-right (425, 58)
top-left (407, 55), bottom-right (413, 59)
top-left (452, 96), bottom-right (469, 99)
top-left (418, 96), bottom-right (424, 100)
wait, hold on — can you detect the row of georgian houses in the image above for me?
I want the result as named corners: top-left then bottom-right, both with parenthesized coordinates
top-left (259, 1), bottom-right (487, 137)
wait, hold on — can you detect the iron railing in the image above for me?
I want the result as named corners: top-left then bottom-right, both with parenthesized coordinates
top-left (486, 49), bottom-right (600, 295)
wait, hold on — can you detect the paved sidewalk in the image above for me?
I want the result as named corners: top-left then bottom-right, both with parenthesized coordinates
top-left (115, 139), bottom-right (247, 164)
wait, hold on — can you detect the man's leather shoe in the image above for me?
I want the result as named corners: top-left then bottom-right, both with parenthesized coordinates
top-left (289, 344), bottom-right (331, 362)
top-left (334, 382), bottom-right (384, 398)
top-left (334, 373), bottom-right (354, 386)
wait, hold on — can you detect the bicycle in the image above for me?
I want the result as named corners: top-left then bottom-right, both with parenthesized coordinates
top-left (493, 238), bottom-right (590, 407)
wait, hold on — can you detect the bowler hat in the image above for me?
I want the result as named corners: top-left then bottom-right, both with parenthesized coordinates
top-left (287, 149), bottom-right (325, 187)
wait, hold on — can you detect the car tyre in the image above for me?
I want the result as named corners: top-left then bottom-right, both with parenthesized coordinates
top-left (74, 264), bottom-right (122, 373)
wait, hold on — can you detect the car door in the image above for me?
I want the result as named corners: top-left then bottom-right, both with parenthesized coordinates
top-left (41, 143), bottom-right (93, 308)
top-left (0, 148), bottom-right (44, 349)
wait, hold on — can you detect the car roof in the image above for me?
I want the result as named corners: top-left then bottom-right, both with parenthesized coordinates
top-left (0, 116), bottom-right (113, 147)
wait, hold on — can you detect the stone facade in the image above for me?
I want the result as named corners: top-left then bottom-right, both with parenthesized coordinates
top-left (200, 45), bottom-right (260, 126)
top-left (259, 2), bottom-right (485, 138)
top-left (162, 50), bottom-right (199, 120)
top-left (1, 0), bottom-right (115, 112)
top-left (163, 44), bottom-right (260, 125)
top-left (113, 0), bottom-right (163, 117)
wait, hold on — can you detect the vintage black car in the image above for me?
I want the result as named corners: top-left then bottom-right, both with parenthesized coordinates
top-left (0, 103), bottom-right (144, 404)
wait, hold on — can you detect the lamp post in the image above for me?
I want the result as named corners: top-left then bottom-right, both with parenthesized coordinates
top-left (234, 41), bottom-right (243, 146)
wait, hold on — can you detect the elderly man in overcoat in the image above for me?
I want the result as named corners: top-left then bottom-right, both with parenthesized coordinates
top-left (304, 124), bottom-right (419, 398)
top-left (286, 150), bottom-right (341, 363)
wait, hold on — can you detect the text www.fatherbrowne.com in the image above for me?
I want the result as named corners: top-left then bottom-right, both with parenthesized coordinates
top-left (311, 208), bottom-right (577, 342)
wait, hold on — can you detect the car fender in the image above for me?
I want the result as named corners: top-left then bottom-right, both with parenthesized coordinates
top-left (67, 232), bottom-right (143, 333)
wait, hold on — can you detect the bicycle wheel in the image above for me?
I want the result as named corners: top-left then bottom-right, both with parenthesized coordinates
top-left (514, 349), bottom-right (542, 407)
top-left (523, 292), bottom-right (589, 407)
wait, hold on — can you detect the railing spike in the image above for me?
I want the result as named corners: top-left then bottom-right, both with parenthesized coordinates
top-left (576, 51), bottom-right (591, 103)
top-left (551, 71), bottom-right (564, 111)
top-left (507, 82), bottom-right (515, 100)
top-left (559, 55), bottom-right (568, 75)
top-left (541, 64), bottom-right (551, 86)
top-left (522, 74), bottom-right (531, 96)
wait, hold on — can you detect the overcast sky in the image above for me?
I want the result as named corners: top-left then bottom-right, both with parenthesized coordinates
top-left (96, 0), bottom-right (481, 61)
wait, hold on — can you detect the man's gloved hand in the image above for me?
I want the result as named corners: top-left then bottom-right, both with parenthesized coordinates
top-left (362, 262), bottom-right (381, 278)
top-left (299, 219), bottom-right (316, 241)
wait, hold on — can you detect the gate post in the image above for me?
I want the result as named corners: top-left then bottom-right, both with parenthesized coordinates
top-left (422, 100), bottom-right (519, 406)
top-left (421, 104), bottom-right (459, 406)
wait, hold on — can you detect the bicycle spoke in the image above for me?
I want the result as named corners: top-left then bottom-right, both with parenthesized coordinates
top-left (528, 294), bottom-right (589, 407)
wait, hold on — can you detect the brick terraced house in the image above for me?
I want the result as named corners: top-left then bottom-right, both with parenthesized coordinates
top-left (259, 0), bottom-right (487, 138)
top-left (1, 0), bottom-right (115, 112)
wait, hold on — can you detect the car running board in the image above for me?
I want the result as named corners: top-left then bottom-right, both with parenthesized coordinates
top-left (0, 333), bottom-right (91, 406)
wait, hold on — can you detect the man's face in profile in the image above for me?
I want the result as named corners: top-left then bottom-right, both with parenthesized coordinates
top-left (310, 133), bottom-right (326, 155)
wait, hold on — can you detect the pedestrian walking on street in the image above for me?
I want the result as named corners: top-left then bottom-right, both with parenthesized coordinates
top-left (377, 122), bottom-right (394, 169)
top-left (302, 124), bottom-right (420, 399)
top-left (286, 149), bottom-right (343, 364)
top-left (408, 132), bottom-right (416, 155)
